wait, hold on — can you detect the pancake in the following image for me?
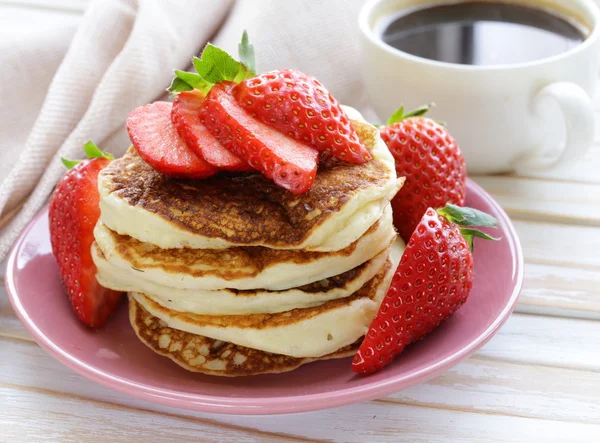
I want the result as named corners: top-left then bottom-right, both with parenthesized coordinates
top-left (98, 106), bottom-right (403, 252)
top-left (95, 243), bottom-right (400, 315)
top-left (93, 205), bottom-right (395, 291)
top-left (130, 258), bottom-right (395, 358)
top-left (129, 297), bottom-right (361, 376)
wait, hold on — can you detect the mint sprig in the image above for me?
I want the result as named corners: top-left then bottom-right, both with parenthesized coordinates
top-left (168, 30), bottom-right (256, 95)
top-left (238, 30), bottom-right (255, 73)
top-left (436, 203), bottom-right (500, 251)
top-left (171, 70), bottom-right (212, 94)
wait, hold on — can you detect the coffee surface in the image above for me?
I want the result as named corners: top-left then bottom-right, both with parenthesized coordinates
top-left (381, 2), bottom-right (586, 65)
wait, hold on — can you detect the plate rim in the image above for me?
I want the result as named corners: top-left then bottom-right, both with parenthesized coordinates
top-left (5, 178), bottom-right (524, 415)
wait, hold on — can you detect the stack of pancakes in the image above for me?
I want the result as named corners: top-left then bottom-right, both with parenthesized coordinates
top-left (92, 107), bottom-right (405, 376)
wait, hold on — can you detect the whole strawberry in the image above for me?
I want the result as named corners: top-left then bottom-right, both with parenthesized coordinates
top-left (49, 142), bottom-right (123, 328)
top-left (352, 204), bottom-right (498, 375)
top-left (232, 69), bottom-right (372, 164)
top-left (380, 105), bottom-right (466, 242)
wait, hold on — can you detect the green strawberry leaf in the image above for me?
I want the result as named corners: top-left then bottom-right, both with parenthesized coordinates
top-left (83, 141), bottom-right (113, 160)
top-left (386, 104), bottom-right (432, 126)
top-left (61, 158), bottom-right (81, 169)
top-left (437, 203), bottom-right (498, 228)
top-left (386, 106), bottom-right (405, 126)
top-left (238, 30), bottom-right (256, 73)
top-left (459, 228), bottom-right (501, 251)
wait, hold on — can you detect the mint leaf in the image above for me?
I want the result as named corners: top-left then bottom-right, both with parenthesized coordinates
top-left (83, 141), bottom-right (113, 160)
top-left (174, 70), bottom-right (213, 94)
top-left (238, 30), bottom-right (256, 73)
top-left (61, 158), bottom-right (81, 169)
top-left (459, 228), bottom-right (501, 251)
top-left (168, 76), bottom-right (194, 93)
top-left (437, 203), bottom-right (498, 228)
top-left (194, 45), bottom-right (240, 82)
top-left (193, 44), bottom-right (254, 84)
top-left (168, 33), bottom-right (256, 96)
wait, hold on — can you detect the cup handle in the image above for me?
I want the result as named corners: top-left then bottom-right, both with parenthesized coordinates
top-left (513, 81), bottom-right (594, 173)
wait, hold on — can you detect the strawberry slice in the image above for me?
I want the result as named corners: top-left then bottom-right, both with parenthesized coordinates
top-left (127, 101), bottom-right (218, 178)
top-left (49, 142), bottom-right (123, 328)
top-left (199, 82), bottom-right (318, 194)
top-left (352, 204), bottom-right (498, 375)
top-left (172, 91), bottom-right (249, 171)
top-left (232, 69), bottom-right (371, 164)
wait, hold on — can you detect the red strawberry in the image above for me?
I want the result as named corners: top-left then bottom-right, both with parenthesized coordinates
top-left (232, 69), bottom-right (371, 164)
top-left (172, 91), bottom-right (250, 171)
top-left (200, 82), bottom-right (318, 194)
top-left (49, 142), bottom-right (123, 328)
top-left (352, 204), bottom-right (498, 375)
top-left (127, 101), bottom-right (218, 178)
top-left (380, 105), bottom-right (466, 242)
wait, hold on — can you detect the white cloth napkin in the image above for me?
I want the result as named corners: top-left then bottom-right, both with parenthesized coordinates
top-left (0, 0), bottom-right (369, 261)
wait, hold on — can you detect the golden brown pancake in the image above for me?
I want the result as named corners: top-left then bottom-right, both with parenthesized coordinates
top-left (129, 296), bottom-right (360, 376)
top-left (93, 244), bottom-right (393, 315)
top-left (93, 205), bottom-right (395, 291)
top-left (98, 108), bottom-right (403, 251)
top-left (133, 261), bottom-right (389, 329)
top-left (129, 260), bottom-right (394, 358)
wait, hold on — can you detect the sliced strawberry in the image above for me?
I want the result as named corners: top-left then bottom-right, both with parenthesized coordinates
top-left (352, 204), bottom-right (498, 375)
top-left (172, 91), bottom-right (249, 171)
top-left (199, 82), bottom-right (318, 194)
top-left (127, 101), bottom-right (218, 178)
top-left (232, 69), bottom-right (371, 164)
top-left (49, 147), bottom-right (123, 328)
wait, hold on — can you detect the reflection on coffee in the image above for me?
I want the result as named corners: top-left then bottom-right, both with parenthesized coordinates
top-left (380, 1), bottom-right (587, 65)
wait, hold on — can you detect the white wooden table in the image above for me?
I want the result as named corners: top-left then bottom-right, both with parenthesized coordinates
top-left (2, 2), bottom-right (600, 442)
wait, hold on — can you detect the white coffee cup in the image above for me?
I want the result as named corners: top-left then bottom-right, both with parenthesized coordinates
top-left (359, 0), bottom-right (600, 174)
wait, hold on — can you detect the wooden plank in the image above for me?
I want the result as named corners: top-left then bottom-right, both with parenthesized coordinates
top-left (0, 386), bottom-right (306, 443)
top-left (515, 263), bottom-right (600, 320)
top-left (472, 176), bottom-right (600, 225)
top-left (1, 384), bottom-right (599, 443)
top-left (2, 312), bottom-right (600, 423)
top-left (0, 292), bottom-right (33, 342)
top-left (387, 357), bottom-right (600, 424)
top-left (477, 313), bottom-right (600, 371)
top-left (515, 220), bottom-right (600, 270)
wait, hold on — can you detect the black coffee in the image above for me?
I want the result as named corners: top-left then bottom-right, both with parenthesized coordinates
top-left (380, 2), bottom-right (587, 65)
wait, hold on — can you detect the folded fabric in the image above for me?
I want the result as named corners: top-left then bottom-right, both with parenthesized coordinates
top-left (0, 0), bottom-right (369, 261)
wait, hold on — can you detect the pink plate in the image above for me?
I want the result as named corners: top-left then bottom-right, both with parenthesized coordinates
top-left (6, 179), bottom-right (522, 415)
